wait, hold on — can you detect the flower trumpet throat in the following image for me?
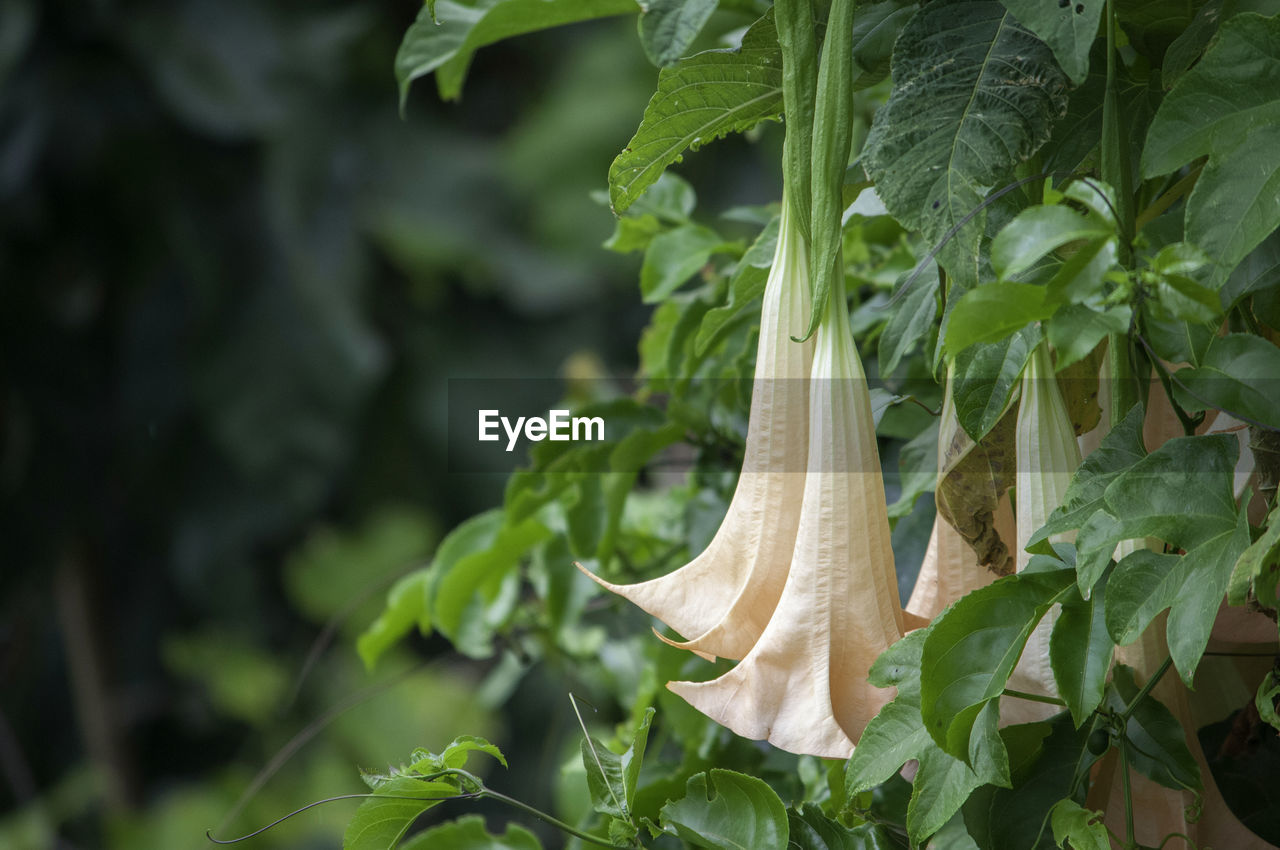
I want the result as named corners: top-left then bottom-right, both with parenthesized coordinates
top-left (1008, 341), bottom-right (1082, 714)
top-left (667, 271), bottom-right (905, 759)
top-left (577, 196), bottom-right (814, 661)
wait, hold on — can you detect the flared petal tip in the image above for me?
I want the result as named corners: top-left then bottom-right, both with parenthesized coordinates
top-left (665, 679), bottom-right (856, 760)
top-left (651, 626), bottom-right (717, 662)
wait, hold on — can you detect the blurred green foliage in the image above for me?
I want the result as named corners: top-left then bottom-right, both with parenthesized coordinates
top-left (0, 0), bottom-right (779, 847)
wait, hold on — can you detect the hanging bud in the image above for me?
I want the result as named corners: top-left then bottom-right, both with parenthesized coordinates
top-left (578, 196), bottom-right (814, 661)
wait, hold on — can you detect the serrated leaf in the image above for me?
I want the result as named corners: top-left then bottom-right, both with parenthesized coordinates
top-left (850, 0), bottom-right (917, 90)
top-left (395, 0), bottom-right (638, 108)
top-left (1106, 666), bottom-right (1201, 791)
top-left (609, 13), bottom-right (783, 214)
top-left (951, 323), bottom-right (1041, 440)
top-left (1141, 13), bottom-right (1280, 274)
top-left (1221, 225), bottom-right (1280, 308)
top-left (944, 282), bottom-right (1053, 357)
top-left (1048, 799), bottom-right (1109, 850)
top-left (863, 0), bottom-right (1070, 287)
top-left (1257, 671), bottom-right (1280, 733)
top-left (968, 699), bottom-right (1012, 787)
top-left (660, 770), bottom-right (789, 850)
top-left (343, 777), bottom-right (459, 850)
top-left (920, 569), bottom-right (1077, 760)
top-left (638, 0), bottom-right (718, 67)
top-left (996, 0), bottom-right (1103, 83)
top-left (1173, 333), bottom-right (1280, 429)
top-left (398, 815), bottom-right (542, 850)
top-left (1050, 577), bottom-right (1114, 726)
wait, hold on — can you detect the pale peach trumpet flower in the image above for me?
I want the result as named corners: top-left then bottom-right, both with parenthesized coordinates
top-left (577, 197), bottom-right (814, 661)
top-left (1007, 342), bottom-right (1083, 719)
top-left (667, 268), bottom-right (906, 759)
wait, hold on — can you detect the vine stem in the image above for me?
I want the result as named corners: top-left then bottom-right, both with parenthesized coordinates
top-left (1120, 737), bottom-right (1136, 848)
top-left (1002, 689), bottom-right (1067, 706)
top-left (1120, 655), bottom-right (1173, 721)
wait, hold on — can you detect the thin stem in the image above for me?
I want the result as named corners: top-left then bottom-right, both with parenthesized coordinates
top-left (483, 787), bottom-right (632, 849)
top-left (1135, 163), bottom-right (1204, 233)
top-left (1002, 689), bottom-right (1067, 707)
top-left (1120, 738), bottom-right (1136, 848)
top-left (1121, 655), bottom-right (1173, 721)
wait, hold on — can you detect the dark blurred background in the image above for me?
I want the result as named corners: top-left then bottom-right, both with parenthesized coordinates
top-left (0, 1), bottom-right (780, 847)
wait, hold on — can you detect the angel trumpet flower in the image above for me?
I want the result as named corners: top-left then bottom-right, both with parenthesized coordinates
top-left (577, 197), bottom-right (814, 661)
top-left (667, 270), bottom-right (906, 759)
top-left (1007, 342), bottom-right (1082, 719)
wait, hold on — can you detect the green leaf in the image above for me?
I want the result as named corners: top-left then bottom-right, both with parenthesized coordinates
top-left (909, 744), bottom-right (986, 843)
top-left (850, 0), bottom-right (918, 90)
top-left (343, 777), bottom-right (459, 850)
top-left (1048, 799), bottom-right (1110, 850)
top-left (878, 265), bottom-right (940, 375)
top-left (638, 0), bottom-right (718, 67)
top-left (1107, 666), bottom-right (1201, 792)
top-left (920, 568), bottom-right (1076, 759)
top-left (660, 769), bottom-right (789, 850)
top-left (433, 514), bottom-right (552, 657)
top-left (944, 282), bottom-right (1052, 357)
top-left (995, 0), bottom-right (1103, 83)
top-left (581, 708), bottom-right (653, 822)
top-left (963, 714), bottom-right (1101, 850)
top-left (787, 805), bottom-right (896, 850)
top-left (640, 223), bottom-right (737, 303)
top-left (1257, 671), bottom-right (1280, 733)
top-left (951, 323), bottom-right (1041, 441)
top-left (357, 569), bottom-right (432, 670)
top-left (395, 0), bottom-right (638, 108)
top-left (1101, 434), bottom-right (1241, 550)
top-left (1173, 333), bottom-right (1280, 429)
top-left (696, 213), bottom-right (778, 354)
top-left (847, 701), bottom-right (936, 796)
top-left (609, 13), bottom-right (783, 214)
top-left (863, 0), bottom-right (1070, 287)
top-left (1141, 13), bottom-right (1280, 274)
top-left (1045, 304), bottom-right (1129, 373)
top-left (408, 736), bottom-right (508, 774)
top-left (1104, 549), bottom-right (1186, 645)
top-left (991, 206), bottom-right (1114, 281)
top-left (1032, 403), bottom-right (1146, 550)
top-left (1220, 225), bottom-right (1280, 308)
top-left (1050, 577), bottom-right (1114, 726)
top-left (1229, 503), bottom-right (1280, 608)
top-left (888, 418), bottom-right (940, 518)
top-left (398, 815), bottom-right (541, 850)
top-left (968, 699), bottom-right (1012, 787)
